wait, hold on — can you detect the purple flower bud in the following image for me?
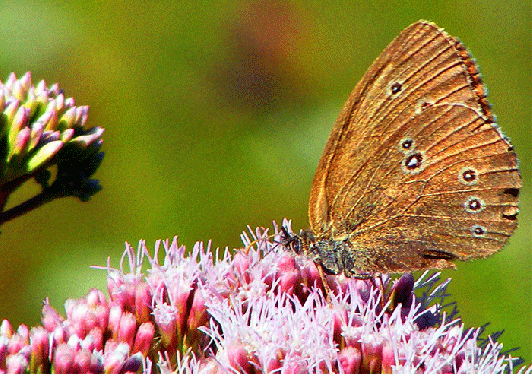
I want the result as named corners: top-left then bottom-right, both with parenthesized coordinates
top-left (227, 344), bottom-right (254, 373)
top-left (93, 305), bottom-right (109, 332)
top-left (132, 322), bottom-right (155, 356)
top-left (6, 353), bottom-right (28, 374)
top-left (103, 343), bottom-right (129, 374)
top-left (4, 100), bottom-right (20, 125)
top-left (233, 252), bottom-right (252, 283)
top-left (41, 300), bottom-right (64, 332)
top-left (54, 93), bottom-right (64, 111)
top-left (59, 107), bottom-right (76, 130)
top-left (5, 72), bottom-right (17, 87)
top-left (389, 273), bottom-right (414, 320)
top-left (60, 128), bottom-right (74, 142)
top-left (361, 338), bottom-right (383, 372)
top-left (338, 346), bottom-right (361, 374)
top-left (153, 303), bottom-right (177, 348)
top-left (331, 309), bottom-right (347, 346)
top-left (381, 343), bottom-right (394, 374)
top-left (83, 327), bottom-right (104, 352)
top-left (120, 352), bottom-right (143, 373)
top-left (89, 351), bottom-right (104, 373)
top-left (134, 283), bottom-right (152, 324)
top-left (64, 97), bottom-right (75, 108)
top-left (29, 121), bottom-right (43, 150)
top-left (30, 326), bottom-right (49, 369)
top-left (108, 306), bottom-right (123, 339)
top-left (11, 79), bottom-right (24, 101)
top-left (19, 72), bottom-right (31, 94)
top-left (73, 349), bottom-right (92, 372)
top-left (12, 127), bottom-right (30, 157)
top-left (44, 108), bottom-right (58, 131)
top-left (75, 106), bottom-right (88, 126)
top-left (51, 326), bottom-right (67, 347)
top-left (0, 320), bottom-right (13, 338)
top-left (107, 274), bottom-right (136, 309)
top-left (35, 80), bottom-right (47, 98)
top-left (53, 344), bottom-right (76, 374)
top-left (48, 83), bottom-right (59, 96)
top-left (117, 312), bottom-right (136, 348)
top-left (8, 331), bottom-right (27, 355)
top-left (301, 259), bottom-right (329, 293)
top-left (11, 107), bottom-right (30, 133)
top-left (264, 351), bottom-right (284, 372)
top-left (103, 339), bottom-right (118, 355)
top-left (66, 300), bottom-right (90, 339)
top-left (0, 337), bottom-right (8, 371)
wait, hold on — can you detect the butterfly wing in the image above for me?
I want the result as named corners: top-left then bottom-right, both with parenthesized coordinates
top-left (308, 21), bottom-right (521, 272)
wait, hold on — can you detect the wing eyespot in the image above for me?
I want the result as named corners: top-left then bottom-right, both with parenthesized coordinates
top-left (401, 151), bottom-right (425, 175)
top-left (387, 81), bottom-right (404, 97)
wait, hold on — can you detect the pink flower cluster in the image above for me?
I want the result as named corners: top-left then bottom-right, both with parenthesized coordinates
top-left (0, 221), bottom-right (528, 373)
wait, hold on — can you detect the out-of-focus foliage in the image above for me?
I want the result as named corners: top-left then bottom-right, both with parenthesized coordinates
top-left (0, 0), bottom-right (529, 363)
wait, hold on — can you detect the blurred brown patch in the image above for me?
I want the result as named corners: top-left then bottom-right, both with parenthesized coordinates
top-left (213, 0), bottom-right (314, 113)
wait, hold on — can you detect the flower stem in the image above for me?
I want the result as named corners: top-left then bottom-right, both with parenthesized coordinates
top-left (0, 184), bottom-right (63, 225)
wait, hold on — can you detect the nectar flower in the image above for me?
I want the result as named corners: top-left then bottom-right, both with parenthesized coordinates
top-left (0, 221), bottom-right (529, 373)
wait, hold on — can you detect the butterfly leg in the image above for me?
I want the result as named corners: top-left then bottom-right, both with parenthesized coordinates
top-left (315, 262), bottom-right (333, 304)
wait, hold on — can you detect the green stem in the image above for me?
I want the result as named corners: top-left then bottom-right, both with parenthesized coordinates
top-left (0, 185), bottom-right (64, 225)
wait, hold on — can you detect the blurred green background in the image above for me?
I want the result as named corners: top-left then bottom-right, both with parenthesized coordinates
top-left (0, 0), bottom-right (530, 364)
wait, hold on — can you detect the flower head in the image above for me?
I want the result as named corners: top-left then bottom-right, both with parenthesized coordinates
top-left (0, 221), bottom-right (528, 373)
top-left (0, 72), bottom-right (104, 211)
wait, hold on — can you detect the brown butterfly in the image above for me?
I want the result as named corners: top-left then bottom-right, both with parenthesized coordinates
top-left (282, 20), bottom-right (521, 277)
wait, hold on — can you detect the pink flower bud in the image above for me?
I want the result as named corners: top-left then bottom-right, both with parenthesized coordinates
top-left (30, 326), bottom-right (49, 369)
top-left (227, 344), bottom-right (253, 373)
top-left (118, 312), bottom-right (137, 348)
top-left (53, 344), bottom-right (76, 374)
top-left (338, 346), bottom-right (362, 374)
top-left (132, 322), bottom-right (155, 356)
top-left (0, 320), bottom-right (13, 338)
top-left (134, 283), bottom-right (152, 324)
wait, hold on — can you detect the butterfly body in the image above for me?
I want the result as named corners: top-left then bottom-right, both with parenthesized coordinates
top-left (283, 20), bottom-right (521, 276)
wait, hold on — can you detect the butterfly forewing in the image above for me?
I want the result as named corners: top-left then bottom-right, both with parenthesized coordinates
top-left (307, 20), bottom-right (521, 273)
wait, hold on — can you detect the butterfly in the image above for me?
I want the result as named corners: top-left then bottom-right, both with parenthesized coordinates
top-left (281, 20), bottom-right (521, 277)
